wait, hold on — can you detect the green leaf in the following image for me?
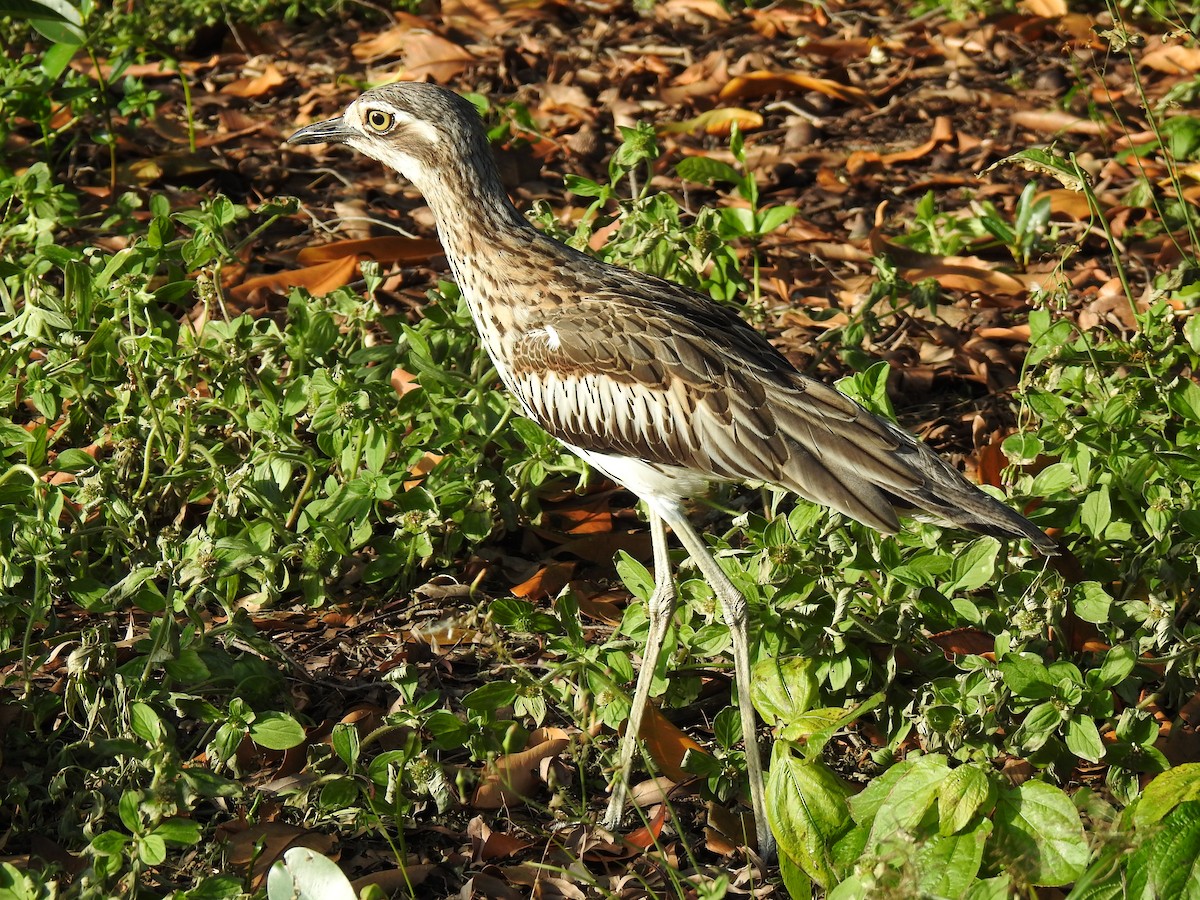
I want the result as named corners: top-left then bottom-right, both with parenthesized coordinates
top-left (917, 819), bottom-right (993, 899)
top-left (463, 680), bottom-right (518, 712)
top-left (1126, 800), bottom-right (1200, 899)
top-left (1170, 380), bottom-right (1200, 423)
top-left (151, 818), bottom-right (202, 846)
top-left (1072, 582), bottom-right (1113, 625)
top-left (766, 751), bottom-right (853, 888)
top-left (1134, 763), bottom-right (1200, 829)
top-left (1081, 487), bottom-right (1112, 537)
top-left (89, 830), bottom-right (129, 856)
top-left (757, 205), bottom-right (797, 234)
top-left (331, 723), bottom-right (360, 768)
top-left (991, 780), bottom-right (1087, 886)
top-left (1065, 716), bottom-right (1105, 763)
top-left (675, 156), bottom-right (742, 186)
top-left (129, 702), bottom-right (163, 744)
top-left (139, 832), bottom-right (167, 866)
top-left (946, 538), bottom-right (1000, 592)
top-left (982, 147), bottom-right (1090, 192)
top-left (52, 448), bottom-right (97, 472)
top-left (1030, 462), bottom-right (1076, 496)
top-left (998, 653), bottom-right (1056, 700)
top-left (1003, 433), bottom-right (1044, 465)
top-left (938, 764), bottom-right (996, 836)
top-left (751, 656), bottom-right (818, 727)
top-left (2, 0), bottom-right (86, 43)
top-left (266, 847), bottom-right (357, 900)
top-left (778, 851), bottom-right (814, 899)
top-left (1095, 644), bottom-right (1137, 689)
top-left (248, 712), bottom-right (306, 750)
top-left (862, 755), bottom-right (948, 849)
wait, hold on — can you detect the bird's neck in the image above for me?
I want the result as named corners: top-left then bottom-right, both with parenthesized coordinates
top-left (414, 155), bottom-right (533, 268)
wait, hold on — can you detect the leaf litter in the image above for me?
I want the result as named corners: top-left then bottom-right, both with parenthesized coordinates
top-left (7, 0), bottom-right (1200, 895)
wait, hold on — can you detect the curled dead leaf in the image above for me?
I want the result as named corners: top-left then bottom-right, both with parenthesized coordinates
top-left (230, 256), bottom-right (358, 301)
top-left (637, 704), bottom-right (706, 783)
top-left (221, 64), bottom-right (286, 98)
top-left (472, 734), bottom-right (570, 809)
top-left (660, 107), bottom-right (763, 136)
top-left (510, 561), bottom-right (575, 601)
top-left (297, 236), bottom-right (442, 266)
top-left (719, 70), bottom-right (874, 108)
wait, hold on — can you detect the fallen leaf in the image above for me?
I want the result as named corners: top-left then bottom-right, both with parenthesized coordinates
top-left (510, 561), bottom-right (576, 601)
top-left (221, 64), bottom-right (286, 98)
top-left (230, 256), bottom-right (358, 301)
top-left (297, 236), bottom-right (442, 266)
top-left (472, 733), bottom-right (570, 808)
top-left (393, 32), bottom-right (476, 83)
top-left (638, 704), bottom-right (707, 783)
top-left (1019, 0), bottom-right (1067, 15)
top-left (929, 628), bottom-right (996, 659)
top-left (1011, 109), bottom-right (1108, 136)
top-left (624, 803), bottom-right (669, 849)
top-left (880, 116), bottom-right (955, 164)
top-left (719, 70), bottom-right (874, 107)
top-left (1141, 43), bottom-right (1200, 74)
top-left (660, 107), bottom-right (763, 136)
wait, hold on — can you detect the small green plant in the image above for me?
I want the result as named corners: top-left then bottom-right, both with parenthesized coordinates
top-left (530, 123), bottom-right (756, 304)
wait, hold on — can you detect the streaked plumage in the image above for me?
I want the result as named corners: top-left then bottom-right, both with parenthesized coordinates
top-left (288, 83), bottom-right (1055, 861)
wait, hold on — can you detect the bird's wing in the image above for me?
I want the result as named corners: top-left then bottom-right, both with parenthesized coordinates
top-left (504, 284), bottom-right (925, 533)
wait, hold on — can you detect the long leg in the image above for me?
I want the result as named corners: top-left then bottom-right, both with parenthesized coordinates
top-left (656, 505), bottom-right (776, 862)
top-left (603, 509), bottom-right (676, 831)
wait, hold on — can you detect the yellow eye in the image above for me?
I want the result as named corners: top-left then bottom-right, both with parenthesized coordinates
top-left (365, 109), bottom-right (394, 133)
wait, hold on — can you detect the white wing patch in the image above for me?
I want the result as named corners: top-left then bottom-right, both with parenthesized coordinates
top-left (528, 325), bottom-right (562, 350)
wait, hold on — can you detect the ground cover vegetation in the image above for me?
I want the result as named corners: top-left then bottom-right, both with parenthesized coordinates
top-left (2, 0), bottom-right (1200, 896)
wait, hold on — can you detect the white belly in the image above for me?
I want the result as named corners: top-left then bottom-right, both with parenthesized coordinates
top-left (561, 442), bottom-right (713, 519)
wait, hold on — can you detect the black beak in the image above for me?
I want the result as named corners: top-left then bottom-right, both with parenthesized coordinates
top-left (286, 116), bottom-right (354, 146)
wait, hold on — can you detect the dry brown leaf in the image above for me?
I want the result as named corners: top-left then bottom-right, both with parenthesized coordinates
top-left (472, 734), bottom-right (570, 808)
top-left (442, 0), bottom-right (508, 36)
top-left (705, 800), bottom-right (755, 853)
top-left (224, 823), bottom-right (335, 890)
top-left (391, 367), bottom-right (420, 397)
top-left (221, 64), bottom-right (286, 98)
top-left (1019, 0), bottom-right (1067, 15)
top-left (1011, 109), bottom-right (1107, 135)
top-left (880, 116), bottom-right (955, 164)
top-left (747, 6), bottom-right (821, 39)
top-left (719, 70), bottom-right (874, 107)
top-left (548, 505), bottom-right (613, 535)
top-left (653, 0), bottom-right (731, 23)
top-left (929, 628), bottom-right (996, 659)
top-left (230, 256), bottom-right (358, 301)
top-left (350, 14), bottom-right (435, 61)
top-left (510, 561), bottom-right (576, 601)
top-left (659, 50), bottom-right (729, 105)
top-left (908, 262), bottom-right (1029, 295)
top-left (404, 451), bottom-right (443, 490)
top-left (468, 816), bottom-right (534, 861)
top-left (1038, 188), bottom-right (1094, 220)
top-left (119, 153), bottom-right (222, 186)
top-left (351, 865), bottom-right (438, 895)
top-left (1141, 43), bottom-right (1200, 74)
top-left (297, 237), bottom-right (442, 266)
top-left (639, 704), bottom-right (706, 783)
top-left (624, 803), bottom-right (669, 849)
top-left (576, 590), bottom-right (626, 626)
top-left (660, 107), bottom-right (763, 136)
top-left (395, 32), bottom-right (477, 83)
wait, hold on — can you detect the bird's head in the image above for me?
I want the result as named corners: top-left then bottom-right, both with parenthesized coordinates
top-left (286, 82), bottom-right (490, 187)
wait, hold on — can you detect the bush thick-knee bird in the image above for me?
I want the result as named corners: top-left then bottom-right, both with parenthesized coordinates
top-left (288, 83), bottom-right (1055, 859)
